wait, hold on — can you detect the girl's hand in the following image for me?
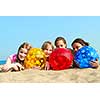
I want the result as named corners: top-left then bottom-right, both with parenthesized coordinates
top-left (90, 59), bottom-right (99, 68)
top-left (1, 64), bottom-right (13, 72)
top-left (14, 63), bottom-right (24, 71)
top-left (1, 63), bottom-right (24, 72)
top-left (44, 61), bottom-right (50, 70)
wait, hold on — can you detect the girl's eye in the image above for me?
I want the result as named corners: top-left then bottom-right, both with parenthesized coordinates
top-left (20, 51), bottom-right (27, 54)
top-left (56, 45), bottom-right (63, 47)
top-left (20, 51), bottom-right (23, 53)
top-left (61, 45), bottom-right (63, 47)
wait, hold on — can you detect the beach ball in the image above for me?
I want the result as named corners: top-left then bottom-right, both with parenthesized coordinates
top-left (74, 46), bottom-right (99, 68)
top-left (49, 48), bottom-right (73, 70)
top-left (24, 48), bottom-right (46, 69)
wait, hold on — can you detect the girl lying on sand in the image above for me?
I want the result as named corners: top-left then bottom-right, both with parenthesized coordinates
top-left (0, 42), bottom-right (32, 72)
top-left (71, 38), bottom-right (99, 68)
top-left (41, 41), bottom-right (54, 70)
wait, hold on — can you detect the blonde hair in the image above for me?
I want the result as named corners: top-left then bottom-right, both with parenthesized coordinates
top-left (41, 41), bottom-right (54, 50)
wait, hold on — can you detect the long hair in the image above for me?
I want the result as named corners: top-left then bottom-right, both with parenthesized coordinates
top-left (16, 42), bottom-right (32, 65)
top-left (41, 41), bottom-right (54, 50)
top-left (71, 38), bottom-right (89, 47)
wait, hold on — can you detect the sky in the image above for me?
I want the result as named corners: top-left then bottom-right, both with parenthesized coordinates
top-left (0, 16), bottom-right (100, 59)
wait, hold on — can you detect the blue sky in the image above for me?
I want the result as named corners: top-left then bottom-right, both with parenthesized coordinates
top-left (0, 16), bottom-right (100, 59)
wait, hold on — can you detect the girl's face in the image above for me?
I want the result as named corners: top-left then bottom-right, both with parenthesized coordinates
top-left (72, 42), bottom-right (83, 53)
top-left (43, 44), bottom-right (53, 58)
top-left (18, 48), bottom-right (28, 61)
top-left (56, 40), bottom-right (66, 48)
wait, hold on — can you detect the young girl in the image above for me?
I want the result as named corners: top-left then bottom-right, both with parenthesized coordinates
top-left (54, 36), bottom-right (67, 48)
top-left (41, 41), bottom-right (54, 70)
top-left (1, 42), bottom-right (32, 72)
top-left (54, 36), bottom-right (73, 52)
top-left (54, 36), bottom-right (74, 69)
top-left (71, 38), bottom-right (99, 68)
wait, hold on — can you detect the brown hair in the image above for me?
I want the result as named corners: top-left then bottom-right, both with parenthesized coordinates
top-left (41, 41), bottom-right (54, 50)
top-left (54, 37), bottom-right (67, 48)
top-left (16, 42), bottom-right (32, 65)
top-left (71, 38), bottom-right (89, 47)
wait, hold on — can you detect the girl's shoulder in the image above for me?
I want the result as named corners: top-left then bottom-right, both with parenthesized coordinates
top-left (9, 54), bottom-right (17, 63)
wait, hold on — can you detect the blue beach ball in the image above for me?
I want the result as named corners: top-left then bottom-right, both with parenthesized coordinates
top-left (74, 46), bottom-right (99, 68)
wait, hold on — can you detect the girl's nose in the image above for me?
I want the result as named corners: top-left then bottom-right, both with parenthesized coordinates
top-left (74, 49), bottom-right (78, 52)
top-left (20, 53), bottom-right (26, 57)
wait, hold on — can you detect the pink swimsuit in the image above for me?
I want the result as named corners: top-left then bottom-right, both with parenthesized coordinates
top-left (9, 54), bottom-right (17, 63)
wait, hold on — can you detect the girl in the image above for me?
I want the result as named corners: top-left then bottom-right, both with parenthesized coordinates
top-left (54, 36), bottom-right (74, 69)
top-left (54, 36), bottom-right (67, 48)
top-left (41, 41), bottom-right (54, 70)
top-left (71, 38), bottom-right (99, 68)
top-left (54, 36), bottom-right (73, 52)
top-left (1, 42), bottom-right (32, 72)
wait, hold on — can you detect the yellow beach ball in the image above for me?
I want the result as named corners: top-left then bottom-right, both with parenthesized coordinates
top-left (24, 48), bottom-right (46, 69)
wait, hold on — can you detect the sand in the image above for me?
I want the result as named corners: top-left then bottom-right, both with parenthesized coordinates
top-left (0, 66), bottom-right (100, 83)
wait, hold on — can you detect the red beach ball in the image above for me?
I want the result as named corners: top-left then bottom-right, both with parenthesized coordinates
top-left (49, 48), bottom-right (73, 70)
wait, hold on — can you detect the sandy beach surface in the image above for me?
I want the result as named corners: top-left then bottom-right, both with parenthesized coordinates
top-left (0, 66), bottom-right (100, 83)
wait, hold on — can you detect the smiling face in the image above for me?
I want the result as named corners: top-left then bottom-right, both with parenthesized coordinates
top-left (56, 40), bottom-right (66, 48)
top-left (43, 44), bottom-right (53, 58)
top-left (18, 48), bottom-right (28, 61)
top-left (72, 42), bottom-right (83, 53)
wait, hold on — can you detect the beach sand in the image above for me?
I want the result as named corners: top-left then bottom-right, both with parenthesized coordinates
top-left (0, 66), bottom-right (100, 83)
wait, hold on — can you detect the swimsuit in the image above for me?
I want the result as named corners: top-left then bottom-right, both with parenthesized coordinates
top-left (9, 54), bottom-right (17, 63)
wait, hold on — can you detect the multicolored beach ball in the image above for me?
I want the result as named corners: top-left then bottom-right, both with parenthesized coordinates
top-left (24, 48), bottom-right (46, 69)
top-left (74, 46), bottom-right (99, 68)
top-left (49, 48), bottom-right (73, 70)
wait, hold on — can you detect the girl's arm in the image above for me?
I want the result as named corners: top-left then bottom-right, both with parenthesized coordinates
top-left (11, 63), bottom-right (24, 71)
top-left (44, 61), bottom-right (51, 70)
top-left (5, 57), bottom-right (12, 65)
top-left (1, 57), bottom-right (12, 72)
